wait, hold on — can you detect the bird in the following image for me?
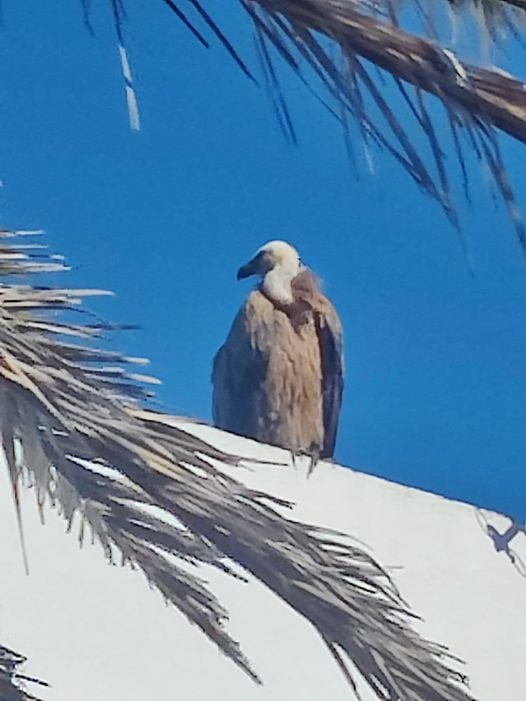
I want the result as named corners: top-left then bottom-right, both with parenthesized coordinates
top-left (212, 240), bottom-right (344, 465)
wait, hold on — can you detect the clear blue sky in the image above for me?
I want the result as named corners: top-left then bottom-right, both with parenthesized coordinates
top-left (1, 2), bottom-right (525, 519)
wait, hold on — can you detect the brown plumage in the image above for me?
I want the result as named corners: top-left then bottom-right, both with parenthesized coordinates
top-left (212, 241), bottom-right (343, 459)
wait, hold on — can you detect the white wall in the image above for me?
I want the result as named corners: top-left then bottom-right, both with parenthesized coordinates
top-left (1, 424), bottom-right (524, 701)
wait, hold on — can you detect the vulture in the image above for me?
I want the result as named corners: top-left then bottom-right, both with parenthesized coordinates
top-left (212, 240), bottom-right (344, 461)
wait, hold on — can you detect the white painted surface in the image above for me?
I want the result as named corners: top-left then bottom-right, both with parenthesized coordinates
top-left (1, 424), bottom-right (525, 700)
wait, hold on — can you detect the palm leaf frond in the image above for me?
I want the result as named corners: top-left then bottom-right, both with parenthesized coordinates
top-left (1, 229), bottom-right (474, 698)
top-left (0, 644), bottom-right (47, 701)
top-left (86, 0), bottom-right (526, 249)
top-left (448, 0), bottom-right (526, 32)
top-left (239, 0), bottom-right (526, 247)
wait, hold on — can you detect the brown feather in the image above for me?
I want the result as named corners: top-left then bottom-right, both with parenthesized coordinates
top-left (213, 267), bottom-right (343, 458)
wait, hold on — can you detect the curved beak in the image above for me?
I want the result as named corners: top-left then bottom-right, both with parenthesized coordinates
top-left (237, 255), bottom-right (259, 280)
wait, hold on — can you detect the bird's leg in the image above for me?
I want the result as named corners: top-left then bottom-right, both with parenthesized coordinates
top-left (306, 444), bottom-right (320, 478)
top-left (290, 450), bottom-right (301, 469)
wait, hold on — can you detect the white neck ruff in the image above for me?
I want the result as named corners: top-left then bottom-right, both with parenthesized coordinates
top-left (262, 267), bottom-right (297, 305)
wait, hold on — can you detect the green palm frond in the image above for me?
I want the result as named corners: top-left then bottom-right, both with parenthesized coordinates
top-left (0, 228), bottom-right (474, 699)
top-left (0, 644), bottom-right (47, 701)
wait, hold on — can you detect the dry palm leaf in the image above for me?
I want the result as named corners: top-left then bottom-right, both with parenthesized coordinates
top-left (0, 644), bottom-right (48, 701)
top-left (238, 0), bottom-right (526, 248)
top-left (83, 0), bottom-right (526, 251)
top-left (449, 0), bottom-right (526, 21)
top-left (249, 0), bottom-right (526, 238)
top-left (0, 228), bottom-right (475, 699)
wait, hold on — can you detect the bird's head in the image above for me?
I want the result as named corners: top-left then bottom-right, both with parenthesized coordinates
top-left (237, 240), bottom-right (301, 281)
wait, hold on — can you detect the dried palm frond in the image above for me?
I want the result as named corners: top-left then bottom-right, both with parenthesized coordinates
top-left (449, 0), bottom-right (526, 18)
top-left (0, 644), bottom-right (48, 701)
top-left (238, 0), bottom-right (526, 247)
top-left (82, 0), bottom-right (526, 250)
top-left (1, 228), bottom-right (474, 699)
top-left (366, 0), bottom-right (526, 37)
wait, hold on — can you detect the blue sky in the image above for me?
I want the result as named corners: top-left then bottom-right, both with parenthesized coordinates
top-left (1, 2), bottom-right (525, 519)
